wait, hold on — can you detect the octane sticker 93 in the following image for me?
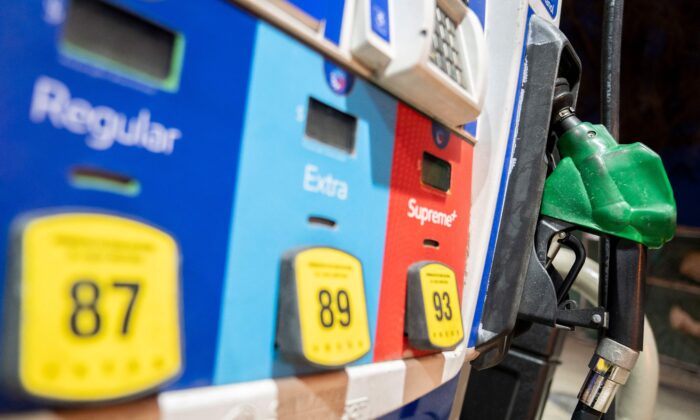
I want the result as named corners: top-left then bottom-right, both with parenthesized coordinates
top-left (405, 262), bottom-right (464, 350)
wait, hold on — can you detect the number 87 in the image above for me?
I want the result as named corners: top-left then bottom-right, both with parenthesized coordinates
top-left (70, 280), bottom-right (140, 337)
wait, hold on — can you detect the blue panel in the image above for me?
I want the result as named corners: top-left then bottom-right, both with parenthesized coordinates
top-left (0, 0), bottom-right (257, 398)
top-left (370, 0), bottom-right (391, 42)
top-left (379, 376), bottom-right (459, 420)
top-left (213, 22), bottom-right (397, 384)
top-left (468, 7), bottom-right (534, 346)
top-left (287, 0), bottom-right (346, 45)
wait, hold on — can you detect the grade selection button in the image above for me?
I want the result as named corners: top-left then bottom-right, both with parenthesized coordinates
top-left (277, 247), bottom-right (371, 368)
top-left (405, 261), bottom-right (464, 350)
top-left (5, 212), bottom-right (181, 402)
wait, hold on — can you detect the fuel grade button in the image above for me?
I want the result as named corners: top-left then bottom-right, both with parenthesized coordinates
top-left (277, 247), bottom-right (371, 368)
top-left (3, 212), bottom-right (181, 403)
top-left (405, 261), bottom-right (464, 350)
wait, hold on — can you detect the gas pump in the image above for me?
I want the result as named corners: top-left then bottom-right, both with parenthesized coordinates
top-left (463, 9), bottom-right (676, 420)
top-left (0, 0), bottom-right (488, 416)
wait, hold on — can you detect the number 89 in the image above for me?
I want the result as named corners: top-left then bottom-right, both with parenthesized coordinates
top-left (318, 289), bottom-right (351, 328)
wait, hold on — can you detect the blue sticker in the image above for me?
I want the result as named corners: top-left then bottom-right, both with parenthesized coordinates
top-left (370, 0), bottom-right (390, 42)
top-left (431, 122), bottom-right (450, 149)
top-left (540, 0), bottom-right (558, 18)
top-left (324, 60), bottom-right (355, 95)
top-left (464, 121), bottom-right (478, 137)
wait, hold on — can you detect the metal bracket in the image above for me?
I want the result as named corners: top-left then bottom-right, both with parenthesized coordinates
top-left (518, 216), bottom-right (609, 332)
top-left (556, 305), bottom-right (608, 330)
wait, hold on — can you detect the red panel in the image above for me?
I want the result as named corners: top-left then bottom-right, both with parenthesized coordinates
top-left (373, 103), bottom-right (473, 361)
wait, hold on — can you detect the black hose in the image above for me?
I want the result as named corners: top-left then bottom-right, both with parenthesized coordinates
top-left (589, 2), bottom-right (625, 420)
top-left (598, 0), bottom-right (625, 316)
top-left (600, 0), bottom-right (624, 139)
top-left (606, 238), bottom-right (646, 351)
top-left (572, 401), bottom-right (603, 420)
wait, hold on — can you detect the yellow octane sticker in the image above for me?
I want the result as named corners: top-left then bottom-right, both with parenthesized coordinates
top-left (18, 213), bottom-right (181, 401)
top-left (295, 248), bottom-right (370, 367)
top-left (420, 263), bottom-right (464, 349)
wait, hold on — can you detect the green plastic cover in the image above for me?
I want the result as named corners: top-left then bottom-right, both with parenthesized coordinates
top-left (541, 122), bottom-right (676, 248)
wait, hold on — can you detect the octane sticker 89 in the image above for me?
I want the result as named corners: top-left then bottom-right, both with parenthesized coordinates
top-left (6, 212), bottom-right (181, 402)
top-left (277, 247), bottom-right (371, 368)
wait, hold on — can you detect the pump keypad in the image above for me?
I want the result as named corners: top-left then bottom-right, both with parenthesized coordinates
top-left (5, 213), bottom-right (181, 402)
top-left (277, 247), bottom-right (371, 368)
top-left (405, 262), bottom-right (464, 350)
top-left (430, 7), bottom-right (465, 88)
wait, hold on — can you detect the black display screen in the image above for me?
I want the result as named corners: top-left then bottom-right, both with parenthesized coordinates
top-left (62, 0), bottom-right (178, 82)
top-left (422, 152), bottom-right (451, 192)
top-left (305, 97), bottom-right (357, 154)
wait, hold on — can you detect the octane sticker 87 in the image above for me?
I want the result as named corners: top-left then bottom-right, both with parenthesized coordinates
top-left (5, 212), bottom-right (181, 402)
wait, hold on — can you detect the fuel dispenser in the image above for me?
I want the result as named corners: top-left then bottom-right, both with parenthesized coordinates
top-left (0, 0), bottom-right (488, 415)
top-left (463, 12), bottom-right (675, 420)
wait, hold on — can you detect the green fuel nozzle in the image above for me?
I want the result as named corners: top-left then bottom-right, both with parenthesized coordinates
top-left (540, 80), bottom-right (677, 248)
top-left (538, 79), bottom-right (677, 420)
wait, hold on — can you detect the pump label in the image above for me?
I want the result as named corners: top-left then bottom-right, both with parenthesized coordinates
top-left (12, 213), bottom-right (181, 401)
top-left (303, 164), bottom-right (349, 200)
top-left (29, 76), bottom-right (182, 154)
top-left (418, 263), bottom-right (464, 349)
top-left (407, 198), bottom-right (457, 227)
top-left (281, 248), bottom-right (371, 367)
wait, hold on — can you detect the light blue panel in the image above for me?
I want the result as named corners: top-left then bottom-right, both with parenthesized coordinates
top-left (214, 22), bottom-right (397, 384)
